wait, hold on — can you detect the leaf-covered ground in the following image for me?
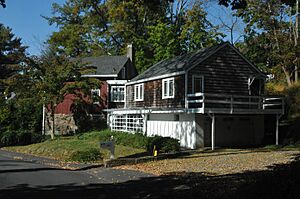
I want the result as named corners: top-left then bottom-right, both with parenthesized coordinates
top-left (116, 149), bottom-right (300, 176)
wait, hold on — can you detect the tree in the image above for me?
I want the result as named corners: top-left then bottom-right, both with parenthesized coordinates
top-left (45, 0), bottom-right (222, 72)
top-left (33, 47), bottom-right (99, 139)
top-left (0, 24), bottom-right (43, 146)
top-left (0, 0), bottom-right (5, 8)
top-left (236, 0), bottom-right (299, 86)
top-left (0, 24), bottom-right (27, 93)
top-left (218, 0), bottom-right (247, 9)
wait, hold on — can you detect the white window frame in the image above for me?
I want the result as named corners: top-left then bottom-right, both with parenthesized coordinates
top-left (134, 83), bottom-right (144, 101)
top-left (162, 77), bottom-right (175, 99)
top-left (110, 86), bottom-right (125, 102)
top-left (192, 75), bottom-right (204, 94)
top-left (91, 89), bottom-right (101, 104)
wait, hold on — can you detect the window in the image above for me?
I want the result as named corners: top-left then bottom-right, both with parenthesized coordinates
top-left (134, 83), bottom-right (144, 101)
top-left (162, 78), bottom-right (175, 99)
top-left (111, 86), bottom-right (125, 102)
top-left (91, 89), bottom-right (101, 104)
top-left (192, 75), bottom-right (204, 93)
top-left (110, 114), bottom-right (143, 132)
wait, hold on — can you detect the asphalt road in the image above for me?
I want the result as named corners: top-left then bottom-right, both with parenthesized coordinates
top-left (2, 150), bottom-right (299, 199)
top-left (0, 151), bottom-right (154, 199)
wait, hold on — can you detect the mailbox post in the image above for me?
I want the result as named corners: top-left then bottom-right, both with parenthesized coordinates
top-left (99, 136), bottom-right (115, 160)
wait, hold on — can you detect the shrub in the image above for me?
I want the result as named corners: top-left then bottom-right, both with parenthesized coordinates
top-left (146, 136), bottom-right (180, 154)
top-left (97, 130), bottom-right (148, 149)
top-left (69, 148), bottom-right (102, 162)
top-left (78, 130), bottom-right (181, 154)
top-left (0, 130), bottom-right (44, 147)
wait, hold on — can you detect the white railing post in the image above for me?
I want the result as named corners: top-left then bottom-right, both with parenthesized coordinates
top-left (42, 104), bottom-right (45, 135)
top-left (125, 114), bottom-right (128, 132)
top-left (202, 93), bottom-right (205, 111)
top-left (230, 96), bottom-right (233, 113)
top-left (211, 114), bottom-right (215, 150)
top-left (276, 114), bottom-right (279, 145)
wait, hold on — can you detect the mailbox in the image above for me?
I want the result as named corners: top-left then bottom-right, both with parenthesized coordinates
top-left (99, 141), bottom-right (115, 159)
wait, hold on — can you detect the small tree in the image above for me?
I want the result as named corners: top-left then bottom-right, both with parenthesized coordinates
top-left (34, 47), bottom-right (99, 139)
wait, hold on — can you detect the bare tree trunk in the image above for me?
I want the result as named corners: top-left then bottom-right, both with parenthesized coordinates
top-left (282, 66), bottom-right (293, 87)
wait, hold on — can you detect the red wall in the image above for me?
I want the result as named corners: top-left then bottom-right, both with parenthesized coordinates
top-left (55, 82), bottom-right (108, 114)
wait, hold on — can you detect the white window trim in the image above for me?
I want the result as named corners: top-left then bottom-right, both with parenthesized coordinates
top-left (110, 86), bottom-right (125, 102)
top-left (162, 77), bottom-right (175, 99)
top-left (134, 83), bottom-right (144, 101)
top-left (192, 75), bottom-right (204, 93)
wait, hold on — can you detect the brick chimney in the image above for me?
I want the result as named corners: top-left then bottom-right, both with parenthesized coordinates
top-left (126, 44), bottom-right (135, 67)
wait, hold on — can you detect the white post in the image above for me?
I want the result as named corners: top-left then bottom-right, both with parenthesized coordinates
top-left (143, 114), bottom-right (148, 135)
top-left (185, 73), bottom-right (188, 109)
top-left (276, 115), bottom-right (279, 145)
top-left (211, 114), bottom-right (215, 150)
top-left (125, 114), bottom-right (128, 132)
top-left (42, 104), bottom-right (45, 135)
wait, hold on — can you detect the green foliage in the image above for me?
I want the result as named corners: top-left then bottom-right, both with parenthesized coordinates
top-left (146, 136), bottom-right (180, 154)
top-left (90, 130), bottom-right (149, 149)
top-left (80, 130), bottom-right (180, 154)
top-left (69, 148), bottom-right (102, 162)
top-left (0, 98), bottom-right (44, 147)
top-left (0, 23), bottom-right (27, 92)
top-left (0, 0), bottom-right (5, 8)
top-left (237, 0), bottom-right (299, 86)
top-left (284, 84), bottom-right (300, 117)
top-left (32, 46), bottom-right (100, 138)
top-left (45, 0), bottom-right (222, 73)
top-left (0, 24), bottom-right (44, 147)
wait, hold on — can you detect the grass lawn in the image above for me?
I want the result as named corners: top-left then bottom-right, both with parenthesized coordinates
top-left (3, 130), bottom-right (145, 163)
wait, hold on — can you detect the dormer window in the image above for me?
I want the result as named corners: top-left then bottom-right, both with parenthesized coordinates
top-left (134, 83), bottom-right (144, 101)
top-left (162, 77), bottom-right (175, 99)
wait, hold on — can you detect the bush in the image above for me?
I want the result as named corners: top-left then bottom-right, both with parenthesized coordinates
top-left (146, 136), bottom-right (180, 154)
top-left (0, 130), bottom-right (44, 147)
top-left (0, 96), bottom-right (43, 147)
top-left (97, 130), bottom-right (148, 149)
top-left (69, 148), bottom-right (102, 162)
top-left (78, 130), bottom-right (181, 154)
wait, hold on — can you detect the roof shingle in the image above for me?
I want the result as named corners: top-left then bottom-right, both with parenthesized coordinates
top-left (81, 56), bottom-right (129, 75)
top-left (130, 43), bottom-right (225, 82)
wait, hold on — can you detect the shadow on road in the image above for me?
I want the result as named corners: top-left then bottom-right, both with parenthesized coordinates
top-left (0, 167), bottom-right (65, 174)
top-left (1, 154), bottom-right (300, 199)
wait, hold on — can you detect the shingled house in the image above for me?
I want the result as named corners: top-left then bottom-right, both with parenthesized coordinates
top-left (107, 42), bottom-right (284, 149)
top-left (44, 45), bottom-right (138, 135)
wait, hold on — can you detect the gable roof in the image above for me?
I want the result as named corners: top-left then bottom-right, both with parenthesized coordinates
top-left (81, 56), bottom-right (129, 77)
top-left (130, 43), bottom-right (224, 82)
top-left (128, 42), bottom-right (266, 84)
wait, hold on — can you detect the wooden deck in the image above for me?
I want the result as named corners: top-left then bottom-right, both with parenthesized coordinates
top-left (187, 93), bottom-right (284, 114)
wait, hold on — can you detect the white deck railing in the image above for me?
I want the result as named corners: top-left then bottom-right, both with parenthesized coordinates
top-left (187, 93), bottom-right (284, 114)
